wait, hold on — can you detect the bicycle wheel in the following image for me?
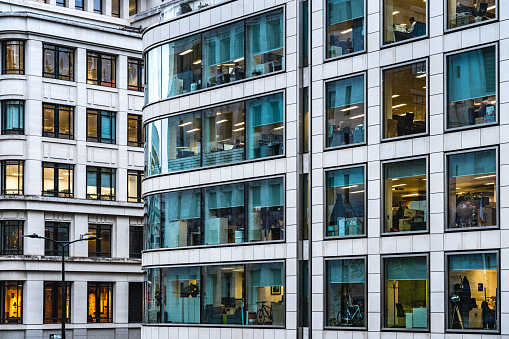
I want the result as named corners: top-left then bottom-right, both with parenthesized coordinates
top-left (257, 309), bottom-right (265, 325)
top-left (336, 310), bottom-right (342, 325)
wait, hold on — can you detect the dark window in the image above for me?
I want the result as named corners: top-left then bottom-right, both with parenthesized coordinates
top-left (1, 221), bottom-right (23, 255)
top-left (93, 0), bottom-right (102, 14)
top-left (129, 226), bottom-right (143, 259)
top-left (127, 114), bottom-right (143, 147)
top-left (1, 100), bottom-right (24, 135)
top-left (1, 160), bottom-right (23, 195)
top-left (87, 110), bottom-right (116, 144)
top-left (87, 282), bottom-right (113, 323)
top-left (128, 282), bottom-right (142, 323)
top-left (86, 167), bottom-right (115, 201)
top-left (42, 163), bottom-right (73, 198)
top-left (1, 281), bottom-right (22, 324)
top-left (43, 103), bottom-right (74, 139)
top-left (44, 222), bottom-right (69, 256)
top-left (43, 282), bottom-right (71, 324)
top-left (129, 0), bottom-right (137, 16)
top-left (2, 41), bottom-right (24, 75)
top-left (112, 0), bottom-right (120, 17)
top-left (56, 0), bottom-right (65, 7)
top-left (88, 224), bottom-right (111, 257)
top-left (128, 58), bottom-right (144, 92)
top-left (87, 52), bottom-right (115, 87)
top-left (127, 170), bottom-right (143, 203)
top-left (43, 44), bottom-right (74, 81)
top-left (75, 0), bottom-right (84, 10)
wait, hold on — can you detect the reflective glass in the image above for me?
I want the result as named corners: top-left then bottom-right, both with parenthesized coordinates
top-left (326, 0), bottom-right (365, 58)
top-left (383, 0), bottom-right (426, 45)
top-left (2, 100), bottom-right (24, 135)
top-left (2, 41), bottom-right (24, 75)
top-left (1, 221), bottom-right (23, 255)
top-left (448, 0), bottom-right (496, 29)
top-left (247, 178), bottom-right (284, 242)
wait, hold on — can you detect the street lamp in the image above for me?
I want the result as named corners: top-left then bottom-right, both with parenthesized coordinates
top-left (21, 232), bottom-right (99, 339)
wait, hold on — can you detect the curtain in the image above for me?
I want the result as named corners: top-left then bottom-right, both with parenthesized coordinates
top-left (4, 102), bottom-right (22, 130)
top-left (448, 149), bottom-right (496, 178)
top-left (328, 259), bottom-right (365, 284)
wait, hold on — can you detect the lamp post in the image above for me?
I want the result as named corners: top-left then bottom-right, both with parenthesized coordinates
top-left (21, 233), bottom-right (99, 339)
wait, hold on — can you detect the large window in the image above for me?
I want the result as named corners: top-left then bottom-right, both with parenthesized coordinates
top-left (145, 177), bottom-right (284, 250)
top-left (129, 0), bottom-right (137, 16)
top-left (383, 157), bottom-right (427, 233)
top-left (1, 282), bottom-right (22, 324)
top-left (43, 282), bottom-right (70, 324)
top-left (44, 222), bottom-right (69, 256)
top-left (88, 282), bottom-right (113, 323)
top-left (127, 170), bottom-right (143, 203)
top-left (87, 110), bottom-right (116, 144)
top-left (128, 58), bottom-right (144, 91)
top-left (93, 0), bottom-right (102, 14)
top-left (129, 226), bottom-right (143, 259)
top-left (326, 258), bottom-right (366, 328)
top-left (86, 167), bottom-right (115, 201)
top-left (88, 224), bottom-right (111, 258)
top-left (447, 251), bottom-right (498, 331)
top-left (326, 0), bottom-right (364, 58)
top-left (382, 0), bottom-right (427, 45)
top-left (127, 114), bottom-right (143, 147)
top-left (112, 0), bottom-right (120, 17)
top-left (2, 41), bottom-right (24, 75)
top-left (87, 52), bottom-right (115, 87)
top-left (446, 46), bottom-right (497, 130)
top-left (42, 163), bottom-right (73, 198)
top-left (383, 255), bottom-right (428, 330)
top-left (43, 44), bottom-right (74, 81)
top-left (383, 61), bottom-right (427, 139)
top-left (146, 9), bottom-right (284, 104)
top-left (43, 103), bottom-right (73, 139)
top-left (75, 0), bottom-right (84, 10)
top-left (447, 0), bottom-right (496, 30)
top-left (326, 75), bottom-right (365, 148)
top-left (146, 262), bottom-right (284, 326)
top-left (1, 160), bottom-right (23, 195)
top-left (1, 221), bottom-right (23, 255)
top-left (128, 282), bottom-right (142, 323)
top-left (326, 166), bottom-right (365, 237)
top-left (447, 148), bottom-right (497, 229)
top-left (1, 100), bottom-right (24, 135)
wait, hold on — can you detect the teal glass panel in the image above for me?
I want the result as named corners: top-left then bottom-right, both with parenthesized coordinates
top-left (326, 0), bottom-right (364, 58)
top-left (145, 194), bottom-right (162, 250)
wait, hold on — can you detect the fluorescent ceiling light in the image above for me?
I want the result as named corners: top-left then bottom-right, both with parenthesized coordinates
top-left (233, 57), bottom-right (244, 62)
top-left (179, 49), bottom-right (193, 56)
top-left (350, 190), bottom-right (364, 194)
top-left (349, 114), bottom-right (364, 120)
top-left (474, 174), bottom-right (496, 179)
top-left (216, 119), bottom-right (228, 124)
top-left (179, 122), bottom-right (192, 127)
top-left (342, 185), bottom-right (358, 189)
top-left (393, 11), bottom-right (399, 15)
top-left (392, 94), bottom-right (400, 98)
top-left (193, 59), bottom-right (202, 64)
top-left (341, 106), bottom-right (358, 112)
top-left (341, 28), bottom-right (353, 34)
top-left (416, 74), bottom-right (427, 78)
top-left (487, 5), bottom-right (495, 10)
top-left (273, 126), bottom-right (284, 130)
top-left (186, 128), bottom-right (200, 133)
top-left (392, 103), bottom-right (407, 109)
top-left (392, 183), bottom-right (407, 187)
top-left (486, 182), bottom-right (495, 185)
top-left (402, 193), bottom-right (419, 197)
top-left (234, 122), bottom-right (245, 126)
top-left (233, 127), bottom-right (245, 132)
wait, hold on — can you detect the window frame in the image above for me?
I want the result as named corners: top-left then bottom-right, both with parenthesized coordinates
top-left (443, 43), bottom-right (499, 133)
top-left (323, 72), bottom-right (367, 150)
top-left (41, 162), bottom-right (74, 198)
top-left (86, 166), bottom-right (115, 201)
top-left (87, 282), bottom-right (113, 323)
top-left (1, 41), bottom-right (25, 75)
top-left (444, 0), bottom-right (498, 33)
top-left (86, 109), bottom-right (116, 144)
top-left (323, 255), bottom-right (368, 330)
top-left (129, 0), bottom-right (138, 16)
top-left (88, 224), bottom-right (112, 258)
top-left (380, 252), bottom-right (430, 332)
top-left (0, 220), bottom-right (23, 255)
top-left (43, 281), bottom-right (71, 324)
top-left (93, 0), bottom-right (103, 14)
top-left (380, 58), bottom-right (429, 142)
top-left (129, 225), bottom-right (143, 259)
top-left (1, 100), bottom-right (24, 135)
top-left (42, 103), bottom-right (74, 139)
top-left (323, 163), bottom-right (367, 240)
top-left (75, 0), bottom-right (84, 10)
top-left (444, 146), bottom-right (499, 232)
top-left (127, 58), bottom-right (144, 92)
top-left (380, 155), bottom-right (429, 236)
top-left (86, 51), bottom-right (116, 87)
top-left (1, 160), bottom-right (24, 195)
top-left (0, 281), bottom-right (23, 324)
top-left (111, 0), bottom-right (120, 17)
top-left (127, 114), bottom-right (143, 147)
top-left (42, 44), bottom-right (74, 81)
top-left (127, 169), bottom-right (143, 203)
top-left (444, 249), bottom-right (500, 334)
top-left (44, 222), bottom-right (69, 256)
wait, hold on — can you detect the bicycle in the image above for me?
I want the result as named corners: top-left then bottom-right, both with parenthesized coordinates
top-left (337, 304), bottom-right (362, 326)
top-left (256, 301), bottom-right (273, 325)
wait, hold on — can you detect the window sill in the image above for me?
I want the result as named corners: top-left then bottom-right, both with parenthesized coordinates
top-left (42, 77), bottom-right (77, 86)
top-left (86, 83), bottom-right (119, 93)
top-left (0, 134), bottom-right (26, 140)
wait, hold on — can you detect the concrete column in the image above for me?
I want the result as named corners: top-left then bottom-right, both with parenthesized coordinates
top-left (104, 0), bottom-right (112, 16)
top-left (73, 214), bottom-right (89, 257)
top-left (118, 55), bottom-right (128, 91)
top-left (117, 167), bottom-right (127, 202)
top-left (68, 0), bottom-right (76, 9)
top-left (114, 281), bottom-right (129, 324)
top-left (73, 280), bottom-right (88, 323)
top-left (86, 0), bottom-right (94, 13)
top-left (75, 163), bottom-right (87, 199)
top-left (24, 280), bottom-right (44, 325)
top-left (121, 0), bottom-right (129, 18)
top-left (24, 211), bottom-right (45, 256)
top-left (116, 216), bottom-right (129, 258)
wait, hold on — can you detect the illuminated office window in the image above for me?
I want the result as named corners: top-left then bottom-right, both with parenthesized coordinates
top-left (326, 0), bottom-right (364, 58)
top-left (42, 163), bottom-right (73, 198)
top-left (87, 282), bottom-right (112, 323)
top-left (127, 170), bottom-right (143, 203)
top-left (87, 52), bottom-right (116, 87)
top-left (127, 114), bottom-right (143, 147)
top-left (382, 0), bottom-right (426, 45)
top-left (1, 282), bottom-right (22, 324)
top-left (86, 167), bottom-right (115, 201)
top-left (88, 224), bottom-right (111, 258)
top-left (43, 103), bottom-right (73, 139)
top-left (87, 110), bottom-right (116, 144)
top-left (447, 0), bottom-right (496, 30)
top-left (1, 160), bottom-right (23, 195)
top-left (128, 59), bottom-right (144, 92)
top-left (2, 41), bottom-right (24, 75)
top-left (43, 44), bottom-right (74, 81)
top-left (43, 282), bottom-right (70, 324)
top-left (1, 221), bottom-right (23, 255)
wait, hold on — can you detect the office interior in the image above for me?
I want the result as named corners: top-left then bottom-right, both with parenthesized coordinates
top-left (383, 0), bottom-right (426, 44)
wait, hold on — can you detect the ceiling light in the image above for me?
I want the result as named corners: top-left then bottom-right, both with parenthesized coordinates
top-left (234, 122), bottom-right (245, 126)
top-left (416, 74), bottom-right (427, 78)
top-left (487, 5), bottom-right (495, 10)
top-left (392, 94), bottom-right (400, 98)
top-left (341, 28), bottom-right (353, 34)
top-left (486, 182), bottom-right (495, 185)
top-left (392, 184), bottom-right (407, 187)
top-left (273, 126), bottom-right (284, 130)
top-left (393, 11), bottom-right (399, 15)
top-left (341, 106), bottom-right (358, 112)
top-left (179, 122), bottom-right (192, 127)
top-left (350, 190), bottom-right (364, 194)
top-left (216, 112), bottom-right (221, 115)
top-left (233, 57), bottom-right (244, 62)
top-left (179, 49), bottom-right (193, 56)
top-left (349, 114), bottom-right (364, 119)
top-left (402, 193), bottom-right (419, 197)
top-left (392, 104), bottom-right (407, 109)
top-left (342, 185), bottom-right (358, 189)
top-left (193, 59), bottom-right (202, 64)
top-left (474, 174), bottom-right (496, 179)
top-left (233, 127), bottom-right (245, 132)
top-left (186, 128), bottom-right (200, 133)
top-left (216, 119), bottom-right (228, 124)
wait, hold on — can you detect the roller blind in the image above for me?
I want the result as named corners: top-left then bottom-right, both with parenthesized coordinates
top-left (164, 189), bottom-right (201, 220)
top-left (386, 256), bottom-right (427, 281)
top-left (328, 259), bottom-right (365, 284)
top-left (206, 184), bottom-right (244, 209)
top-left (247, 93), bottom-right (284, 127)
top-left (164, 267), bottom-right (201, 282)
top-left (249, 178), bottom-right (283, 208)
top-left (327, 75), bottom-right (364, 109)
top-left (449, 253), bottom-right (497, 271)
top-left (327, 0), bottom-right (364, 25)
top-left (448, 149), bottom-right (496, 178)
top-left (252, 263), bottom-right (284, 287)
top-left (385, 158), bottom-right (426, 179)
top-left (327, 167), bottom-right (364, 187)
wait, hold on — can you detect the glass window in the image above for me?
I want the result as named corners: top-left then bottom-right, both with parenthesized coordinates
top-left (383, 0), bottom-right (426, 45)
top-left (1, 282), bottom-right (22, 324)
top-left (112, 0), bottom-right (120, 17)
top-left (44, 222), bottom-right (69, 256)
top-left (145, 268), bottom-right (161, 323)
top-left (1, 100), bottom-right (24, 135)
top-left (87, 52), bottom-right (116, 87)
top-left (129, 226), bottom-right (143, 259)
top-left (302, 0), bottom-right (309, 66)
top-left (163, 112), bottom-right (202, 173)
top-left (302, 87), bottom-right (309, 153)
top-left (2, 160), bottom-right (23, 195)
top-left (326, 258), bottom-right (366, 328)
top-left (448, 0), bottom-right (496, 29)
top-left (87, 282), bottom-right (113, 323)
top-left (42, 163), bottom-right (73, 198)
top-left (326, 75), bottom-right (365, 147)
top-left (88, 224), bottom-right (111, 258)
top-left (246, 93), bottom-right (284, 160)
top-left (383, 255), bottom-right (428, 329)
top-left (75, 0), bottom-right (84, 10)
top-left (43, 44), bottom-right (74, 81)
top-left (447, 46), bottom-right (496, 129)
top-left (146, 119), bottom-right (162, 176)
top-left (86, 167), bottom-right (115, 201)
top-left (87, 110), bottom-right (115, 144)
top-left (93, 0), bottom-right (102, 14)
top-left (43, 103), bottom-right (73, 139)
top-left (56, 0), bottom-right (65, 6)
top-left (203, 102), bottom-right (245, 166)
top-left (447, 251), bottom-right (498, 331)
top-left (383, 158), bottom-right (427, 233)
top-left (202, 21), bottom-right (245, 88)
top-left (447, 149), bottom-right (497, 229)
top-left (127, 170), bottom-right (143, 203)
top-left (326, 166), bottom-right (365, 237)
top-left (2, 41), bottom-right (24, 75)
top-left (204, 183), bottom-right (244, 245)
top-left (383, 61), bottom-right (427, 139)
top-left (326, 0), bottom-right (364, 58)
top-left (1, 221), bottom-right (23, 255)
top-left (43, 282), bottom-right (70, 324)
top-left (128, 59), bottom-right (144, 92)
top-left (129, 0), bottom-right (137, 16)
top-left (246, 9), bottom-right (284, 78)
top-left (247, 178), bottom-right (284, 242)
top-left (128, 282), bottom-right (142, 323)
top-left (128, 114), bottom-right (143, 147)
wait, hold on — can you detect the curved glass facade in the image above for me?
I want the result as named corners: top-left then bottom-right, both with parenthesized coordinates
top-left (145, 8), bottom-right (284, 104)
top-left (145, 92), bottom-right (284, 176)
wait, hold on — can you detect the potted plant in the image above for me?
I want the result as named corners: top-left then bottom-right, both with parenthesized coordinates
top-left (179, 2), bottom-right (192, 14)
